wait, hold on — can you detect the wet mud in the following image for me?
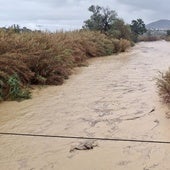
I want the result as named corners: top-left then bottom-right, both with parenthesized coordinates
top-left (1, 41), bottom-right (170, 169)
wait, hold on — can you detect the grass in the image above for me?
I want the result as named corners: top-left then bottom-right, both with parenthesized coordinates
top-left (157, 69), bottom-right (170, 103)
top-left (0, 29), bottom-right (131, 101)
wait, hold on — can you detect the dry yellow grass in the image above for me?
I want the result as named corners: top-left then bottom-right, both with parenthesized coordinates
top-left (157, 69), bottom-right (170, 103)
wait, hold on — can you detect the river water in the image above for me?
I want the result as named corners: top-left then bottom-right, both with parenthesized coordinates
top-left (1, 41), bottom-right (170, 169)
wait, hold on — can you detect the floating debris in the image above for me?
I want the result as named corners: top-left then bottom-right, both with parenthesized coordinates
top-left (70, 140), bottom-right (98, 152)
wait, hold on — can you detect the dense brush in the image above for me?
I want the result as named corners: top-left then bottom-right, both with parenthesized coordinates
top-left (0, 29), bottom-right (131, 101)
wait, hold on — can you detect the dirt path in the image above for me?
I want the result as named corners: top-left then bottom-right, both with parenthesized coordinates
top-left (1, 41), bottom-right (170, 170)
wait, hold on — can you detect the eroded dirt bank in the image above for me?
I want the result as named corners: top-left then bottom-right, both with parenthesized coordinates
top-left (1, 41), bottom-right (170, 170)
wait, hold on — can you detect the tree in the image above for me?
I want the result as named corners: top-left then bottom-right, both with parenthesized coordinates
top-left (130, 19), bottom-right (147, 42)
top-left (83, 5), bottom-right (117, 33)
top-left (108, 19), bottom-right (132, 40)
top-left (130, 19), bottom-right (147, 35)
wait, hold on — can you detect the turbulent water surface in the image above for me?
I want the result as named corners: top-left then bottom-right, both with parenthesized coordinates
top-left (1, 41), bottom-right (170, 170)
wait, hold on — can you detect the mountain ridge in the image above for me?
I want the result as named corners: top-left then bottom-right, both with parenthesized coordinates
top-left (146, 19), bottom-right (170, 30)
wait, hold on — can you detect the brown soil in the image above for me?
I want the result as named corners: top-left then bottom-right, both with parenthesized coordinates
top-left (1, 41), bottom-right (170, 170)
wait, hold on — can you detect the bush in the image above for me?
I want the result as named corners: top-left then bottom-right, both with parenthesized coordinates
top-left (119, 39), bottom-right (131, 52)
top-left (112, 39), bottom-right (131, 52)
top-left (0, 29), bottom-right (131, 101)
top-left (157, 69), bottom-right (170, 103)
top-left (0, 74), bottom-right (31, 100)
top-left (7, 74), bottom-right (31, 100)
top-left (165, 36), bottom-right (170, 41)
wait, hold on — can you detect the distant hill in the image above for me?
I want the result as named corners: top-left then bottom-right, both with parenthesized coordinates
top-left (146, 19), bottom-right (170, 30)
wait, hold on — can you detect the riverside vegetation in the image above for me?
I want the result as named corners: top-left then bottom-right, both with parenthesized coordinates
top-left (157, 69), bottom-right (170, 103)
top-left (0, 30), bottom-right (131, 101)
top-left (156, 31), bottom-right (170, 103)
top-left (0, 5), bottom-right (147, 101)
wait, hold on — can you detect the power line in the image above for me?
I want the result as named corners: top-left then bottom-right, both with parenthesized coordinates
top-left (0, 132), bottom-right (170, 144)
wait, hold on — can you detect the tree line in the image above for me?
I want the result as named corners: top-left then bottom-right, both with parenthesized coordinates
top-left (83, 5), bottom-right (147, 42)
top-left (0, 5), bottom-right (147, 42)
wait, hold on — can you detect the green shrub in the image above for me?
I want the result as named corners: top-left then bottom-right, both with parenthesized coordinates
top-left (7, 74), bottom-right (31, 100)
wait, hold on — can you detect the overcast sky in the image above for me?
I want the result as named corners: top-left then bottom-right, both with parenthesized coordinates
top-left (1, 0), bottom-right (170, 31)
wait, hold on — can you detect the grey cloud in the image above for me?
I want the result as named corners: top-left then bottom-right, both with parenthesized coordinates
top-left (118, 0), bottom-right (170, 23)
top-left (0, 0), bottom-right (89, 22)
top-left (1, 0), bottom-right (170, 30)
top-left (0, 0), bottom-right (93, 30)
top-left (118, 0), bottom-right (170, 10)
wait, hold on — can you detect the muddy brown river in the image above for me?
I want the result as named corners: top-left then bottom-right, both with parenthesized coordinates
top-left (1, 41), bottom-right (170, 170)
